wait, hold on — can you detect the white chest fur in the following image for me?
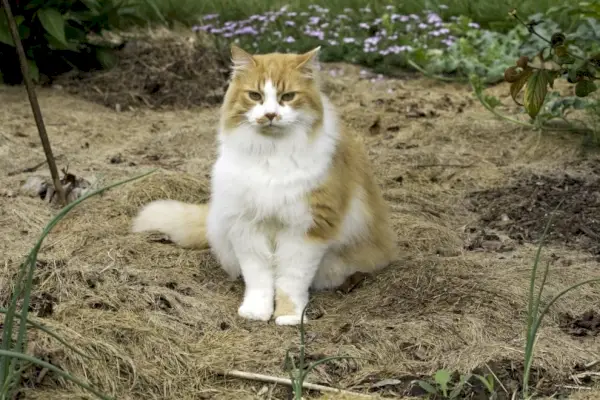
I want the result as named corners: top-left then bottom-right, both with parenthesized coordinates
top-left (211, 101), bottom-right (338, 231)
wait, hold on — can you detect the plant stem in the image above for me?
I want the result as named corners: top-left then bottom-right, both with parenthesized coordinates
top-left (1, 0), bottom-right (67, 206)
top-left (0, 350), bottom-right (113, 400)
top-left (469, 77), bottom-right (536, 128)
top-left (509, 9), bottom-right (585, 61)
top-left (406, 59), bottom-right (465, 82)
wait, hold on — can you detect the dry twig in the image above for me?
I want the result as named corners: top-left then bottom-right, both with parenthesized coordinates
top-left (216, 369), bottom-right (375, 398)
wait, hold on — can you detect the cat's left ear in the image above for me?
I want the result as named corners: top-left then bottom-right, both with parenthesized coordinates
top-left (295, 46), bottom-right (321, 77)
top-left (230, 44), bottom-right (256, 73)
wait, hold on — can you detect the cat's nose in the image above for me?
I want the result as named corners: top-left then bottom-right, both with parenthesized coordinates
top-left (265, 113), bottom-right (277, 121)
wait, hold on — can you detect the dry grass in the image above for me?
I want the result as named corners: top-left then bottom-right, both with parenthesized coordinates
top-left (54, 28), bottom-right (230, 111)
top-left (1, 35), bottom-right (600, 399)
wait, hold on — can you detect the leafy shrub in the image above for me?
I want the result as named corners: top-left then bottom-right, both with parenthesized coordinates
top-left (472, 9), bottom-right (599, 145)
top-left (0, 0), bottom-right (162, 84)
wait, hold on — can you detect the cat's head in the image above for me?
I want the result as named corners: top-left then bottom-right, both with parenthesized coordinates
top-left (220, 45), bottom-right (323, 134)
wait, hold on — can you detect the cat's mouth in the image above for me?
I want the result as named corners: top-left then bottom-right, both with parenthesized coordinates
top-left (257, 122), bottom-right (285, 136)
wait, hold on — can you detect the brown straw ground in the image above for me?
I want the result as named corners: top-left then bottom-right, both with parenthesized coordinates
top-left (1, 35), bottom-right (600, 399)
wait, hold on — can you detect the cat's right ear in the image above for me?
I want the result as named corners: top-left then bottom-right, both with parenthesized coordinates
top-left (230, 44), bottom-right (256, 73)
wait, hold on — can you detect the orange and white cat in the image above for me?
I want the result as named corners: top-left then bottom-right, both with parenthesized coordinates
top-left (132, 45), bottom-right (396, 325)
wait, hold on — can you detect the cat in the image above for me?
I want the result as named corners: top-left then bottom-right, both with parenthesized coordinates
top-left (131, 44), bottom-right (396, 325)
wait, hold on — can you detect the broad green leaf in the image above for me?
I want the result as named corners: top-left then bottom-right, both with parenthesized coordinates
top-left (0, 13), bottom-right (15, 46)
top-left (27, 59), bottom-right (40, 83)
top-left (575, 80), bottom-right (598, 97)
top-left (524, 70), bottom-right (550, 118)
top-left (509, 67), bottom-right (533, 106)
top-left (45, 33), bottom-right (75, 51)
top-left (416, 380), bottom-right (438, 395)
top-left (434, 369), bottom-right (451, 396)
top-left (38, 8), bottom-right (68, 46)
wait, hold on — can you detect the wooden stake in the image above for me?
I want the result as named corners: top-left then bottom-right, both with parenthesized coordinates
top-left (1, 0), bottom-right (67, 206)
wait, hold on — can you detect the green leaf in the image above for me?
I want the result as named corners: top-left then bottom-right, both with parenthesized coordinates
top-left (27, 59), bottom-right (40, 83)
top-left (95, 47), bottom-right (118, 69)
top-left (0, 13), bottom-right (15, 46)
top-left (416, 380), bottom-right (438, 395)
top-left (38, 8), bottom-right (68, 46)
top-left (484, 95), bottom-right (501, 109)
top-left (524, 70), bottom-right (550, 119)
top-left (509, 67), bottom-right (533, 106)
top-left (575, 80), bottom-right (598, 97)
top-left (434, 369), bottom-right (451, 396)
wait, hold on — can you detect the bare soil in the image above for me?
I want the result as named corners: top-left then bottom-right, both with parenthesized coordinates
top-left (1, 32), bottom-right (600, 400)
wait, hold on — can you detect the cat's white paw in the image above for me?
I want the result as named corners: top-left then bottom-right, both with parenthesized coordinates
top-left (237, 293), bottom-right (273, 321)
top-left (275, 315), bottom-right (307, 326)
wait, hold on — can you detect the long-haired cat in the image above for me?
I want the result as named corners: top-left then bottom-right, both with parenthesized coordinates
top-left (132, 45), bottom-right (396, 325)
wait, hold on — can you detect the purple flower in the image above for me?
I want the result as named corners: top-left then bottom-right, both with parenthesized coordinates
top-left (440, 4), bottom-right (449, 9)
top-left (442, 38), bottom-right (455, 47)
top-left (468, 22), bottom-right (480, 29)
top-left (235, 26), bottom-right (258, 35)
top-left (309, 16), bottom-right (320, 24)
top-left (321, 23), bottom-right (329, 28)
top-left (192, 24), bottom-right (212, 32)
top-left (202, 13), bottom-right (219, 20)
top-left (381, 45), bottom-right (414, 55)
top-left (386, 5), bottom-right (395, 10)
top-left (365, 36), bottom-right (380, 44)
top-left (285, 20), bottom-right (295, 26)
top-left (410, 14), bottom-right (420, 20)
top-left (359, 22), bottom-right (369, 29)
top-left (284, 36), bottom-right (295, 43)
top-left (287, 12), bottom-right (297, 16)
top-left (343, 37), bottom-right (356, 43)
top-left (427, 13), bottom-right (442, 24)
top-left (418, 23), bottom-right (428, 29)
top-left (304, 29), bottom-right (325, 40)
top-left (343, 8), bottom-right (353, 13)
top-left (328, 39), bottom-right (338, 45)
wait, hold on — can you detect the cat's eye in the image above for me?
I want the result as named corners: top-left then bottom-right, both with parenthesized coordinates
top-left (248, 91), bottom-right (262, 101)
top-left (281, 92), bottom-right (296, 102)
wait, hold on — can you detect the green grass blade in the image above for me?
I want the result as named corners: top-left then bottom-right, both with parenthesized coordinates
top-left (1, 360), bottom-right (32, 394)
top-left (0, 308), bottom-right (92, 360)
top-left (0, 170), bottom-right (155, 397)
top-left (14, 169), bottom-right (156, 352)
top-left (0, 254), bottom-right (35, 389)
top-left (0, 350), bottom-right (114, 400)
top-left (524, 277), bottom-right (600, 388)
top-left (522, 201), bottom-right (562, 397)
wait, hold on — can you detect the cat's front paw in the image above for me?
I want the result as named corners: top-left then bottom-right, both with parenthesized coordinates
top-left (237, 292), bottom-right (273, 321)
top-left (275, 314), bottom-right (308, 326)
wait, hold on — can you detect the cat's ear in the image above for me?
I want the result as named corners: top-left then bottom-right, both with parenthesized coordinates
top-left (230, 44), bottom-right (256, 73)
top-left (295, 46), bottom-right (321, 77)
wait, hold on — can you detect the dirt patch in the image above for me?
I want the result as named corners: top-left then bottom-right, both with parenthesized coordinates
top-left (560, 309), bottom-right (600, 337)
top-left (467, 170), bottom-right (600, 255)
top-left (54, 29), bottom-right (230, 111)
top-left (356, 358), bottom-right (575, 399)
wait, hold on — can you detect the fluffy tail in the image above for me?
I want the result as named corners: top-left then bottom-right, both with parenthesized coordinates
top-left (131, 200), bottom-right (209, 249)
